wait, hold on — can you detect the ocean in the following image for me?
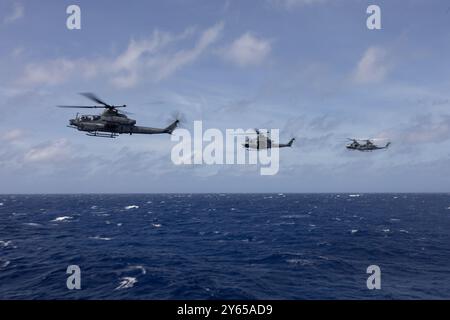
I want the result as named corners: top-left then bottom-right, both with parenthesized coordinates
top-left (0, 193), bottom-right (449, 299)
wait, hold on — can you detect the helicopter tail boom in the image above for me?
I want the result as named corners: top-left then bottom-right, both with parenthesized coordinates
top-left (127, 120), bottom-right (179, 135)
top-left (164, 119), bottom-right (180, 134)
top-left (287, 138), bottom-right (295, 147)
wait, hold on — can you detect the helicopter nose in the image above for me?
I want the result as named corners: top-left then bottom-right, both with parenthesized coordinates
top-left (69, 119), bottom-right (76, 125)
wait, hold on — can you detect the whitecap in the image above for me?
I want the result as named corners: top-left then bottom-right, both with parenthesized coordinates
top-left (0, 260), bottom-right (10, 268)
top-left (382, 229), bottom-right (390, 233)
top-left (0, 202), bottom-right (3, 206)
top-left (274, 221), bottom-right (295, 226)
top-left (281, 214), bottom-right (309, 219)
top-left (95, 213), bottom-right (110, 217)
top-left (90, 205), bottom-right (98, 210)
top-left (127, 265), bottom-right (147, 275)
top-left (51, 216), bottom-right (72, 222)
top-left (117, 223), bottom-right (122, 227)
top-left (351, 229), bottom-right (358, 234)
top-left (399, 229), bottom-right (409, 234)
top-left (23, 222), bottom-right (42, 227)
top-left (0, 240), bottom-right (12, 247)
top-left (349, 194), bottom-right (360, 197)
top-left (115, 277), bottom-right (137, 290)
top-left (89, 236), bottom-right (112, 241)
top-left (152, 223), bottom-right (161, 228)
top-left (286, 259), bottom-right (313, 266)
top-left (125, 205), bottom-right (139, 210)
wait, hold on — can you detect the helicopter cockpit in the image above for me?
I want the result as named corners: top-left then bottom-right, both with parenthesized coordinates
top-left (80, 115), bottom-right (101, 121)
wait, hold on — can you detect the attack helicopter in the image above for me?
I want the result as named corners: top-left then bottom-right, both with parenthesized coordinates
top-left (346, 138), bottom-right (391, 151)
top-left (242, 129), bottom-right (295, 150)
top-left (58, 93), bottom-right (180, 138)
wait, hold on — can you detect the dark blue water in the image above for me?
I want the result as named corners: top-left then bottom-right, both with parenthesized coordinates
top-left (1, 194), bottom-right (450, 299)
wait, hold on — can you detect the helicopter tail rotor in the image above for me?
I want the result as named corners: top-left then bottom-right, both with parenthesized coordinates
top-left (163, 111), bottom-right (185, 134)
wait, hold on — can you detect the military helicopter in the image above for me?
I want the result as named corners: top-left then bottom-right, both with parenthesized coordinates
top-left (242, 128), bottom-right (295, 150)
top-left (58, 93), bottom-right (180, 138)
top-left (346, 138), bottom-right (391, 151)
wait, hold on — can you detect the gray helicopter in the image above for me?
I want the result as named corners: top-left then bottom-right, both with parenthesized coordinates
top-left (243, 129), bottom-right (295, 150)
top-left (346, 138), bottom-right (391, 151)
top-left (58, 93), bottom-right (179, 138)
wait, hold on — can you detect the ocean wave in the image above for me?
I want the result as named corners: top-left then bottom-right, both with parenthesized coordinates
top-left (125, 205), bottom-right (139, 210)
top-left (0, 260), bottom-right (10, 269)
top-left (2, 193), bottom-right (450, 299)
top-left (115, 277), bottom-right (137, 290)
top-left (23, 222), bottom-right (42, 227)
top-left (0, 240), bottom-right (13, 247)
top-left (88, 236), bottom-right (112, 241)
top-left (127, 265), bottom-right (147, 275)
top-left (286, 259), bottom-right (314, 266)
top-left (281, 214), bottom-right (309, 219)
top-left (51, 216), bottom-right (72, 222)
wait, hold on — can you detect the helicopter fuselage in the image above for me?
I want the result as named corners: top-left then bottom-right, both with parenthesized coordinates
top-left (243, 137), bottom-right (295, 150)
top-left (68, 110), bottom-right (178, 137)
top-left (346, 142), bottom-right (390, 151)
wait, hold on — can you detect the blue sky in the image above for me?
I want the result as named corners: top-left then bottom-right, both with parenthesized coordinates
top-left (1, 0), bottom-right (450, 193)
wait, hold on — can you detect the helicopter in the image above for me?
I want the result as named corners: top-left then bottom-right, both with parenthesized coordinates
top-left (58, 93), bottom-right (180, 138)
top-left (346, 138), bottom-right (391, 151)
top-left (242, 128), bottom-right (295, 150)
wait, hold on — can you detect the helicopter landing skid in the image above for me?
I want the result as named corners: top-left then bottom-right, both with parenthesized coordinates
top-left (86, 131), bottom-right (118, 138)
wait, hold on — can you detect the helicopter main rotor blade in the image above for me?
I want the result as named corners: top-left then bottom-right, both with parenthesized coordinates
top-left (119, 110), bottom-right (133, 115)
top-left (57, 105), bottom-right (105, 109)
top-left (80, 92), bottom-right (112, 107)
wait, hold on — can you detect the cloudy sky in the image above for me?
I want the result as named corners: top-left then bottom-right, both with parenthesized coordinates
top-left (1, 0), bottom-right (450, 193)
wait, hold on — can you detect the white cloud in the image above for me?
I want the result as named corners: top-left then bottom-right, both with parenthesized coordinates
top-left (153, 22), bottom-right (224, 81)
top-left (16, 23), bottom-right (224, 88)
top-left (353, 46), bottom-right (389, 84)
top-left (221, 33), bottom-right (271, 67)
top-left (393, 114), bottom-right (450, 144)
top-left (3, 2), bottom-right (24, 24)
top-left (270, 0), bottom-right (327, 9)
top-left (1, 129), bottom-right (24, 142)
top-left (18, 59), bottom-right (77, 86)
top-left (24, 139), bottom-right (72, 163)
